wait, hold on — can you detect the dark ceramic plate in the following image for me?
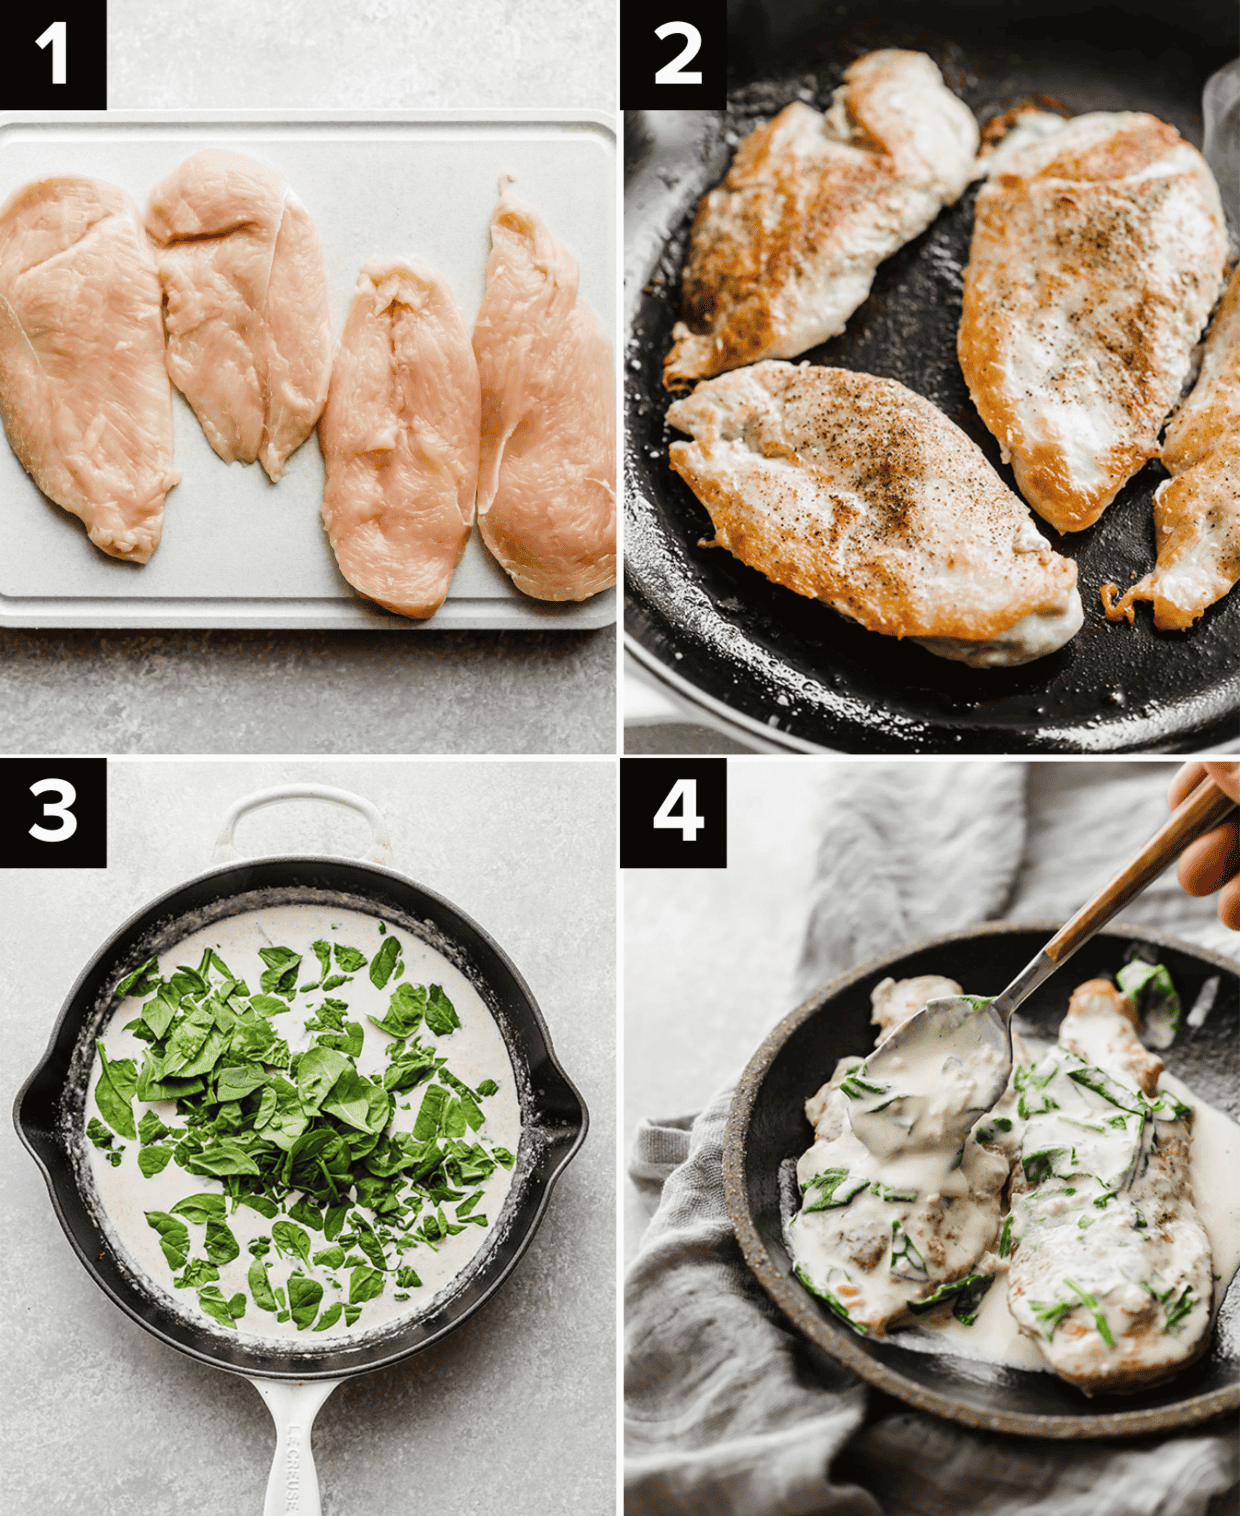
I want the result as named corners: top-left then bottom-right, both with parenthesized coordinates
top-left (624, 0), bottom-right (1240, 752)
top-left (722, 922), bottom-right (1239, 1437)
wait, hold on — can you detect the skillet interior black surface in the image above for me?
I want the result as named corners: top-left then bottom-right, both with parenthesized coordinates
top-left (14, 857), bottom-right (587, 1381)
top-left (723, 922), bottom-right (1239, 1437)
top-left (625, 0), bottom-right (1240, 753)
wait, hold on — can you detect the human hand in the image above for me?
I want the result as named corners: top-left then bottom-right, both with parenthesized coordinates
top-left (1169, 761), bottom-right (1240, 929)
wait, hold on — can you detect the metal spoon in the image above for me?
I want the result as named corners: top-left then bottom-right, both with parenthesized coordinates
top-left (851, 774), bottom-right (1238, 1136)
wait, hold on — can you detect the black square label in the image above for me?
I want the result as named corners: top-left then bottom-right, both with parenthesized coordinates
top-left (621, 0), bottom-right (727, 113)
top-left (620, 757), bottom-right (727, 869)
top-left (0, 758), bottom-right (108, 868)
top-left (1, 2), bottom-right (108, 110)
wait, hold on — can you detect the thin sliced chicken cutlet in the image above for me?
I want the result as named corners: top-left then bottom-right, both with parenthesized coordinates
top-left (0, 175), bottom-right (178, 562)
top-left (472, 185), bottom-right (615, 601)
top-left (960, 111), bottom-right (1227, 533)
top-left (1103, 268), bottom-right (1240, 631)
top-left (664, 49), bottom-right (978, 389)
top-left (1007, 980), bottom-right (1212, 1394)
top-left (666, 362), bottom-right (1083, 667)
top-left (793, 974), bottom-right (1020, 1337)
top-left (146, 149), bottom-right (332, 481)
top-left (319, 259), bottom-right (479, 620)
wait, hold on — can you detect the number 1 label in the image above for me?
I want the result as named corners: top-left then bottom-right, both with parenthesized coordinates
top-left (37, 20), bottom-right (67, 84)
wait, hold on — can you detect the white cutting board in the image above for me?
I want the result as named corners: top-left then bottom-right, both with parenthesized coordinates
top-left (0, 112), bottom-right (617, 629)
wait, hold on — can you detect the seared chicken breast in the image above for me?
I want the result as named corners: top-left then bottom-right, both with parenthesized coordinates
top-left (1103, 268), bottom-right (1240, 630)
top-left (666, 362), bottom-right (1083, 667)
top-left (1007, 981), bottom-right (1212, 1394)
top-left (664, 50), bottom-right (978, 389)
top-left (472, 184), bottom-right (616, 601)
top-left (146, 150), bottom-right (333, 482)
top-left (319, 260), bottom-right (480, 620)
top-left (0, 175), bottom-right (179, 562)
top-left (960, 112), bottom-right (1227, 533)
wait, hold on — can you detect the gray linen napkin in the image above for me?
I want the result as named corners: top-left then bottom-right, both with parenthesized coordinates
top-left (625, 761), bottom-right (1239, 1516)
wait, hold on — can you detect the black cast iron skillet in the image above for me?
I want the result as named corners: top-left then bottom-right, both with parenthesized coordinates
top-left (625, 0), bottom-right (1240, 753)
top-left (723, 921), bottom-right (1239, 1437)
top-left (14, 786), bottom-right (587, 1513)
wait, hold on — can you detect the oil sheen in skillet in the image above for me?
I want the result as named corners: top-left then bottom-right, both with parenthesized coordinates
top-left (86, 905), bottom-right (521, 1343)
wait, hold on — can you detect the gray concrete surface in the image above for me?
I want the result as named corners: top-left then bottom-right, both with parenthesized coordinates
top-left (2, 758), bottom-right (616, 1515)
top-left (0, 0), bottom-right (618, 756)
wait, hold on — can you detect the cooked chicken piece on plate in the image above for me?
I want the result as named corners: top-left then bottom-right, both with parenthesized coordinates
top-left (664, 49), bottom-right (979, 390)
top-left (666, 361), bottom-right (1083, 667)
top-left (960, 111), bottom-right (1227, 533)
top-left (1102, 268), bottom-right (1240, 630)
top-left (319, 259), bottom-right (480, 620)
top-left (0, 175), bottom-right (179, 562)
top-left (146, 149), bottom-right (333, 482)
top-left (472, 183), bottom-right (616, 602)
top-left (793, 975), bottom-right (1020, 1337)
top-left (1007, 979), bottom-right (1213, 1394)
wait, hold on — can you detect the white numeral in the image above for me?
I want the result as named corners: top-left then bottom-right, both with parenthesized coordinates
top-left (37, 20), bottom-right (66, 85)
top-left (654, 21), bottom-right (702, 85)
top-left (29, 777), bottom-right (77, 842)
top-left (653, 778), bottom-right (705, 842)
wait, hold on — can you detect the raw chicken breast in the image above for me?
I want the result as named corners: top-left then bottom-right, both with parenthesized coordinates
top-left (1103, 269), bottom-right (1240, 631)
top-left (664, 50), bottom-right (979, 389)
top-left (145, 150), bottom-right (332, 481)
top-left (319, 259), bottom-right (479, 620)
top-left (0, 175), bottom-right (178, 562)
top-left (666, 362), bottom-right (1083, 667)
top-left (472, 184), bottom-right (616, 601)
top-left (960, 112), bottom-right (1227, 532)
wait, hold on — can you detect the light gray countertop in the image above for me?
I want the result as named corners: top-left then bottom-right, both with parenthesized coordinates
top-left (0, 0), bottom-right (618, 756)
top-left (2, 758), bottom-right (616, 1514)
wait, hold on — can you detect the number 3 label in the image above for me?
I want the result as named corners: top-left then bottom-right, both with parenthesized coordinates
top-left (654, 21), bottom-right (702, 85)
top-left (29, 777), bottom-right (78, 842)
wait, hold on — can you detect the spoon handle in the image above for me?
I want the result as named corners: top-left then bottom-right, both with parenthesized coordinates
top-left (1043, 776), bottom-right (1237, 966)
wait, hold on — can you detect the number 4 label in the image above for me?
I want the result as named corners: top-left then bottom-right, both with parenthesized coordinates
top-left (653, 778), bottom-right (705, 841)
top-left (620, 758), bottom-right (727, 869)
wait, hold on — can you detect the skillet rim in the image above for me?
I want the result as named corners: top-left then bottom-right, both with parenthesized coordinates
top-left (722, 918), bottom-right (1240, 1438)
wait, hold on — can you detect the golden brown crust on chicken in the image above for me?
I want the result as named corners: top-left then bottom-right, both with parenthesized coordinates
top-left (666, 361), bottom-right (1081, 658)
top-left (960, 112), bottom-right (1227, 533)
top-left (664, 50), bottom-right (977, 389)
top-left (1101, 268), bottom-right (1240, 630)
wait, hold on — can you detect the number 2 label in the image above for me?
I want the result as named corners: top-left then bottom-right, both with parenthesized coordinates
top-left (654, 21), bottom-right (702, 85)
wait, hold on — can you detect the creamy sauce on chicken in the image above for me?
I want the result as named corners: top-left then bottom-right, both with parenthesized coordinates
top-left (788, 974), bottom-right (1240, 1386)
top-left (86, 905), bottom-right (520, 1346)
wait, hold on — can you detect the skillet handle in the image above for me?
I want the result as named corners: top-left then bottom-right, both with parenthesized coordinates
top-left (249, 1378), bottom-right (343, 1516)
top-left (213, 785), bottom-right (393, 867)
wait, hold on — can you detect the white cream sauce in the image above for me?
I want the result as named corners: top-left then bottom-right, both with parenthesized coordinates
top-left (790, 1009), bottom-right (1240, 1375)
top-left (86, 904), bottom-right (521, 1347)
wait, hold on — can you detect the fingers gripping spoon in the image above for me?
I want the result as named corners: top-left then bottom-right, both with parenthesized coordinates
top-left (846, 776), bottom-right (1239, 1156)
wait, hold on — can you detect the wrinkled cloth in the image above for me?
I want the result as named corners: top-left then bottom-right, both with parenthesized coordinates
top-left (625, 762), bottom-right (1239, 1516)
